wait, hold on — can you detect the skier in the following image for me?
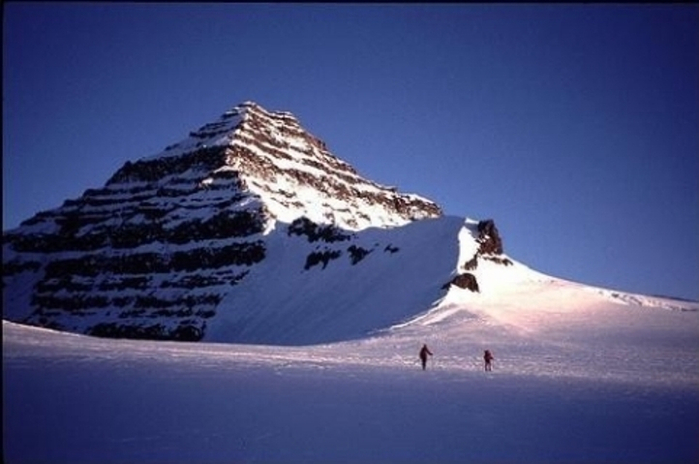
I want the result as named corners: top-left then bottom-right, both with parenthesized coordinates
top-left (419, 344), bottom-right (433, 370)
top-left (483, 349), bottom-right (494, 372)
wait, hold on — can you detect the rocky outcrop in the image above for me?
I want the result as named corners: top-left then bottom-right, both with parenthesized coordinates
top-left (463, 256), bottom-right (478, 271)
top-left (347, 245), bottom-right (371, 265)
top-left (482, 256), bottom-right (513, 266)
top-left (304, 249), bottom-right (343, 270)
top-left (459, 219), bottom-right (512, 272)
top-left (445, 219), bottom-right (512, 293)
top-left (287, 217), bottom-right (352, 243)
top-left (476, 219), bottom-right (503, 255)
top-left (443, 273), bottom-right (480, 292)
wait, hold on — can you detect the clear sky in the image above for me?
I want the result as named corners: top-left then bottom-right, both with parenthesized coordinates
top-left (3, 4), bottom-right (698, 301)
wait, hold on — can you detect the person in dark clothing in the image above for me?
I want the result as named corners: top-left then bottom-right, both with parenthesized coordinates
top-left (419, 344), bottom-right (433, 370)
top-left (484, 349), bottom-right (494, 371)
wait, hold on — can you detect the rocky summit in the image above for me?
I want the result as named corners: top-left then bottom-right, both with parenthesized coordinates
top-left (2, 101), bottom-right (512, 344)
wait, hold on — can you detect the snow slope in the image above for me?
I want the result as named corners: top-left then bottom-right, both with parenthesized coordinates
top-left (203, 213), bottom-right (698, 354)
top-left (205, 215), bottom-right (463, 344)
top-left (4, 257), bottom-right (698, 463)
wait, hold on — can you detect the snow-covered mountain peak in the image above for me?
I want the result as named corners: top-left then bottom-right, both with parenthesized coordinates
top-left (130, 101), bottom-right (442, 231)
top-left (147, 100), bottom-right (324, 162)
top-left (2, 101), bottom-right (448, 343)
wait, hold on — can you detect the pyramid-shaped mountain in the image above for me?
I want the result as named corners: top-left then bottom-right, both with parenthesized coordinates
top-left (3, 101), bottom-right (512, 344)
top-left (110, 101), bottom-right (442, 230)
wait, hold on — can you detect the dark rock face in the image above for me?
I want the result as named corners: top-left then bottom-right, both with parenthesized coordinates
top-left (443, 273), bottom-right (480, 292)
top-left (304, 249), bottom-right (343, 270)
top-left (89, 321), bottom-right (204, 342)
top-left (476, 219), bottom-right (503, 255)
top-left (3, 101), bottom-right (441, 342)
top-left (347, 245), bottom-right (371, 265)
top-left (463, 256), bottom-right (478, 271)
top-left (288, 217), bottom-right (352, 243)
top-left (106, 146), bottom-right (229, 185)
top-left (483, 256), bottom-right (513, 266)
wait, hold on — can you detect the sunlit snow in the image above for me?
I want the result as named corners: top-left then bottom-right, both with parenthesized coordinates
top-left (4, 242), bottom-right (698, 463)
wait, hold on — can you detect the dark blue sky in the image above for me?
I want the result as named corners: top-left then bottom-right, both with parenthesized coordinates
top-left (3, 4), bottom-right (698, 300)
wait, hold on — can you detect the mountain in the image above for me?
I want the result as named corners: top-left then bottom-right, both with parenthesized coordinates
top-left (2, 101), bottom-right (499, 344)
top-left (4, 101), bottom-right (693, 345)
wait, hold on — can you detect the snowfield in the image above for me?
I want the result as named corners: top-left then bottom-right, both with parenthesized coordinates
top-left (4, 266), bottom-right (699, 463)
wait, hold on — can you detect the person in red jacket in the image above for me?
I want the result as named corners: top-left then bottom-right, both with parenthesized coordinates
top-left (484, 349), bottom-right (494, 371)
top-left (419, 344), bottom-right (433, 370)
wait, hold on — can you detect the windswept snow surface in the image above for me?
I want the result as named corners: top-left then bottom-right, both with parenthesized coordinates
top-left (205, 216), bottom-right (464, 345)
top-left (4, 269), bottom-right (699, 463)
